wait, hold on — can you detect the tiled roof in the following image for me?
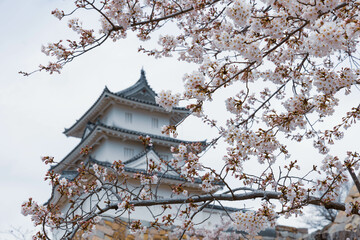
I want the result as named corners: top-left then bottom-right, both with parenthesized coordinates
top-left (88, 157), bottom-right (203, 184)
top-left (114, 69), bottom-right (188, 110)
top-left (64, 71), bottom-right (189, 137)
top-left (122, 148), bottom-right (149, 165)
top-left (98, 122), bottom-right (206, 145)
top-left (205, 204), bottom-right (244, 213)
top-left (122, 146), bottom-right (174, 168)
top-left (121, 147), bottom-right (180, 175)
top-left (89, 156), bottom-right (224, 186)
top-left (63, 87), bottom-right (109, 136)
top-left (114, 92), bottom-right (189, 111)
top-left (52, 121), bottom-right (205, 173)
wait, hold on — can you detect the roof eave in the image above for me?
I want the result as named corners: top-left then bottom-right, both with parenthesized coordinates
top-left (52, 123), bottom-right (206, 173)
top-left (64, 90), bottom-right (190, 139)
top-left (64, 88), bottom-right (110, 138)
top-left (98, 122), bottom-right (207, 146)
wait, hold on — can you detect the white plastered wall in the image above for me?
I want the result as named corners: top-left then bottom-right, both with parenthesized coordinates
top-left (91, 137), bottom-right (174, 163)
top-left (101, 104), bottom-right (170, 136)
top-left (91, 137), bottom-right (144, 162)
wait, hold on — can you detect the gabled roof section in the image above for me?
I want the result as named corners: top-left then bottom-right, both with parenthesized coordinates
top-left (88, 156), bottom-right (203, 185)
top-left (116, 69), bottom-right (157, 103)
top-left (89, 157), bottom-right (225, 188)
top-left (64, 70), bottom-right (190, 138)
top-left (122, 147), bottom-right (179, 176)
top-left (52, 122), bottom-right (206, 174)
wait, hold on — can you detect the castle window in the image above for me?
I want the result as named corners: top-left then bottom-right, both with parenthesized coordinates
top-left (124, 148), bottom-right (134, 158)
top-left (151, 118), bottom-right (158, 128)
top-left (125, 112), bottom-right (133, 124)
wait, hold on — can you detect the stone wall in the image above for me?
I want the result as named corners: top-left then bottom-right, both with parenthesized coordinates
top-left (276, 225), bottom-right (308, 239)
top-left (326, 184), bottom-right (360, 234)
top-left (79, 219), bottom-right (308, 240)
top-left (87, 218), bottom-right (186, 240)
top-left (313, 183), bottom-right (360, 239)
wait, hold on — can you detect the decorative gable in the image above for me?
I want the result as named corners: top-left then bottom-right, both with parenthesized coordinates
top-left (123, 149), bottom-right (179, 176)
top-left (116, 69), bottom-right (157, 103)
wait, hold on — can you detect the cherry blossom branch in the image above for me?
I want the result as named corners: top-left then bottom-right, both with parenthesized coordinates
top-left (126, 0), bottom-right (221, 29)
top-left (347, 166), bottom-right (360, 193)
top-left (89, 190), bottom-right (346, 212)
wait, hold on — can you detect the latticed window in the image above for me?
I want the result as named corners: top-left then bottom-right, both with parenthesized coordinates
top-left (151, 117), bottom-right (158, 128)
top-left (124, 147), bottom-right (134, 158)
top-left (125, 112), bottom-right (132, 123)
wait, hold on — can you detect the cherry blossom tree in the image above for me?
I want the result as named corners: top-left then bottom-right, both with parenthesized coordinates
top-left (303, 182), bottom-right (350, 230)
top-left (22, 0), bottom-right (360, 239)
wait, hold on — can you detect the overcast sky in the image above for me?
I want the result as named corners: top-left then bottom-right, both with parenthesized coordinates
top-left (1, 0), bottom-right (360, 239)
top-left (0, 0), bottom-right (208, 238)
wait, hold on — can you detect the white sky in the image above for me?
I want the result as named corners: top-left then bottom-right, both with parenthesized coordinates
top-left (1, 0), bottom-right (360, 238)
top-left (0, 0), bottom-right (204, 238)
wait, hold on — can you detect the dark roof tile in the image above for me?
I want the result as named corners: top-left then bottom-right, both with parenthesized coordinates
top-left (98, 122), bottom-right (206, 145)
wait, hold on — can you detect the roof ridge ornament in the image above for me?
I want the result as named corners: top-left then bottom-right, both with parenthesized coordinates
top-left (140, 67), bottom-right (145, 79)
top-left (138, 67), bottom-right (148, 85)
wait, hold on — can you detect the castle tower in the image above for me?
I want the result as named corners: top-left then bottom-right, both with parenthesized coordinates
top-left (48, 70), bottom-right (231, 239)
top-left (44, 70), bottom-right (293, 240)
top-left (51, 69), bottom-right (200, 181)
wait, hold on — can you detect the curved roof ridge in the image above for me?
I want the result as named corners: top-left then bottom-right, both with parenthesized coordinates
top-left (97, 122), bottom-right (207, 145)
top-left (116, 69), bottom-right (158, 103)
top-left (64, 87), bottom-right (190, 137)
top-left (113, 92), bottom-right (189, 111)
top-left (63, 87), bottom-right (109, 135)
top-left (122, 147), bottom-right (179, 172)
top-left (123, 148), bottom-right (149, 165)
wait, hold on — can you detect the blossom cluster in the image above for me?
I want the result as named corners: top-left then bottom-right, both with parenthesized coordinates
top-left (155, 90), bottom-right (181, 111)
top-left (223, 128), bottom-right (280, 165)
top-left (183, 71), bottom-right (207, 101)
top-left (21, 198), bottom-right (61, 229)
top-left (161, 125), bottom-right (178, 138)
top-left (138, 135), bottom-right (153, 147)
top-left (41, 156), bottom-right (55, 165)
top-left (172, 143), bottom-right (203, 181)
top-left (225, 93), bottom-right (247, 116)
top-left (158, 35), bottom-right (179, 57)
top-left (51, 8), bottom-right (64, 20)
top-left (313, 68), bottom-right (358, 95)
top-left (226, 0), bottom-right (251, 28)
top-left (200, 173), bottom-right (215, 192)
top-left (231, 211), bottom-right (269, 237)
